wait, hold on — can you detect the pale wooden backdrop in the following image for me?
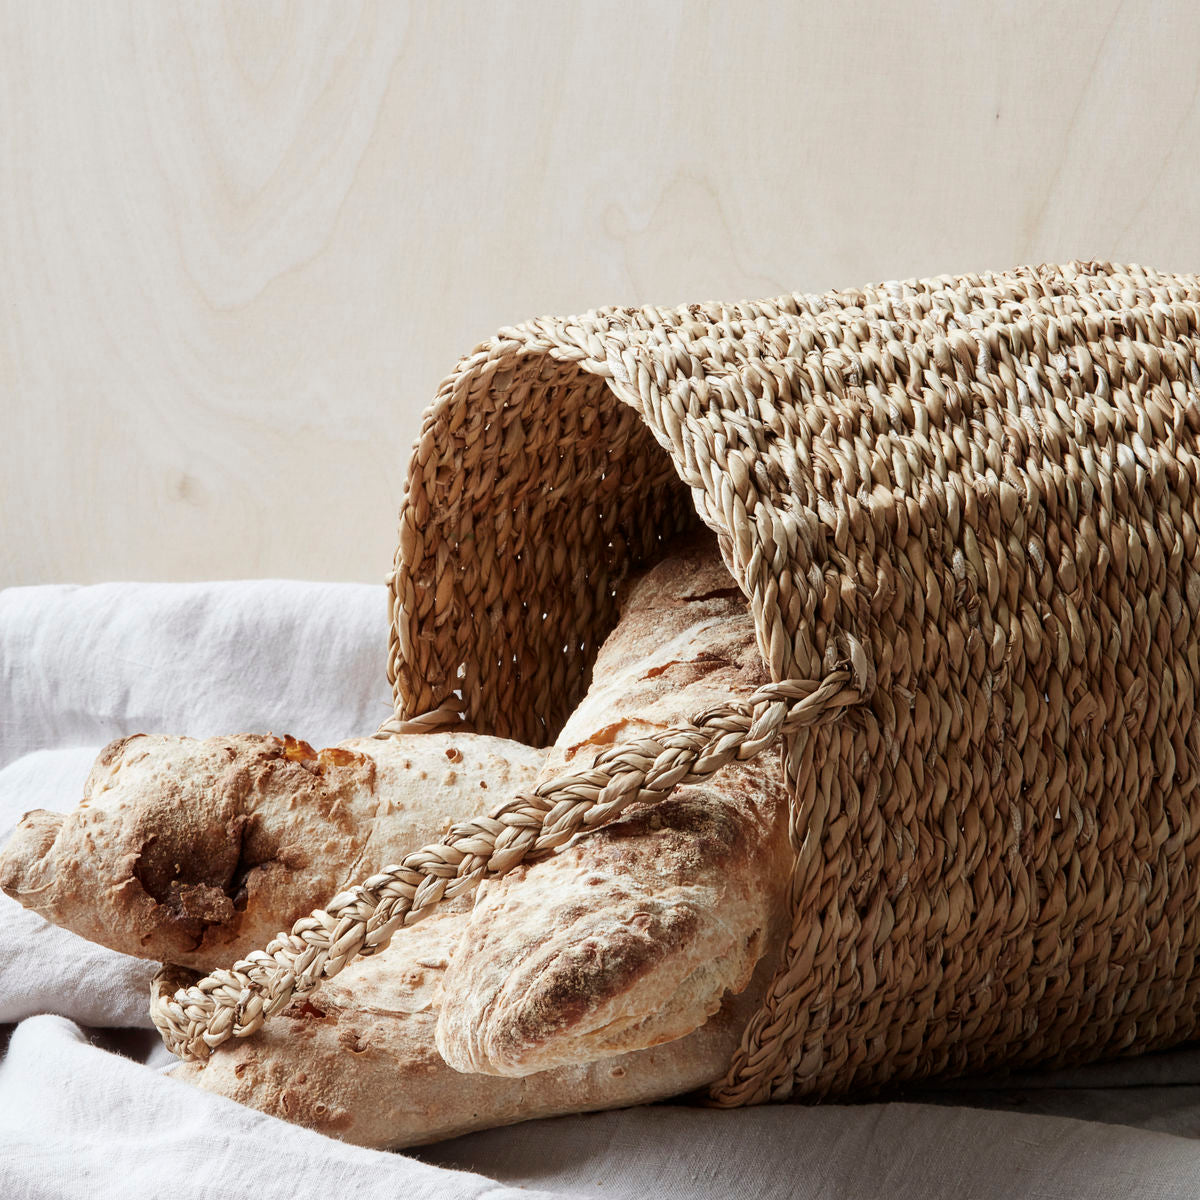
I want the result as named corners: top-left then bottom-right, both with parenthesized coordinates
top-left (5, 0), bottom-right (1200, 586)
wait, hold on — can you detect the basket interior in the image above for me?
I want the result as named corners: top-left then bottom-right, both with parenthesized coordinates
top-left (389, 347), bottom-right (702, 747)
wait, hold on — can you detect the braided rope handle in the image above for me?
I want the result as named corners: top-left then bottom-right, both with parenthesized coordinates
top-left (151, 669), bottom-right (865, 1062)
top-left (371, 697), bottom-right (465, 739)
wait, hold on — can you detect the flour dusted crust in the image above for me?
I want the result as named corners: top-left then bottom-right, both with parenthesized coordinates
top-left (434, 532), bottom-right (793, 1078)
top-left (0, 531), bottom-right (793, 1144)
top-left (0, 731), bottom-right (546, 968)
top-left (172, 906), bottom-right (772, 1149)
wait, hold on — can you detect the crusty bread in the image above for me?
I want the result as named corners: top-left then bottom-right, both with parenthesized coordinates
top-left (0, 530), bottom-right (791, 1146)
top-left (172, 905), bottom-right (772, 1149)
top-left (434, 532), bottom-right (794, 1077)
top-left (0, 731), bottom-right (545, 968)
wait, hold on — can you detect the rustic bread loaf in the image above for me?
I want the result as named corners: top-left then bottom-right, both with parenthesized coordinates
top-left (171, 907), bottom-right (773, 1149)
top-left (434, 533), bottom-right (793, 1077)
top-left (0, 531), bottom-right (787, 1146)
top-left (0, 731), bottom-right (546, 968)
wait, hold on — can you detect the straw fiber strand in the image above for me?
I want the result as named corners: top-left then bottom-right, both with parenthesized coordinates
top-left (152, 261), bottom-right (1200, 1111)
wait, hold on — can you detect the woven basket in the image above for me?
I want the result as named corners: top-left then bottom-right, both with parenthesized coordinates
top-left (154, 260), bottom-right (1200, 1108)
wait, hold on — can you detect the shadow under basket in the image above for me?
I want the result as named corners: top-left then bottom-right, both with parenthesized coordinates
top-left (159, 261), bottom-right (1200, 1108)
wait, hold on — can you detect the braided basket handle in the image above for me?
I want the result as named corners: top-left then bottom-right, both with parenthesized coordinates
top-left (151, 668), bottom-right (866, 1062)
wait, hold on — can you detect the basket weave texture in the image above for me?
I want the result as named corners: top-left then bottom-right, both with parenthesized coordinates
top-left (154, 262), bottom-right (1200, 1108)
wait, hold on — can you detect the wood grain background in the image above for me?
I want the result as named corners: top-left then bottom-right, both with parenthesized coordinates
top-left (4, 1), bottom-right (1200, 585)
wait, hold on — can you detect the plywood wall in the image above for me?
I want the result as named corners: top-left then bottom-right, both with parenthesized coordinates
top-left (4, 1), bottom-right (1200, 585)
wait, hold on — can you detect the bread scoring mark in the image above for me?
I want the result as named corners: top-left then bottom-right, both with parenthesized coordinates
top-left (498, 900), bottom-right (705, 1054)
top-left (167, 880), bottom-right (236, 924)
top-left (463, 794), bottom-right (759, 1069)
top-left (680, 585), bottom-right (745, 604)
top-left (588, 794), bottom-right (752, 878)
top-left (95, 734), bottom-right (146, 770)
top-left (338, 1029), bottom-right (370, 1055)
top-left (287, 999), bottom-right (331, 1021)
top-left (124, 734), bottom-right (378, 947)
top-left (641, 649), bottom-right (738, 680)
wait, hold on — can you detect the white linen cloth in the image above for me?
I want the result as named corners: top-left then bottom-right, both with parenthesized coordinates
top-left (3, 579), bottom-right (1200, 1199)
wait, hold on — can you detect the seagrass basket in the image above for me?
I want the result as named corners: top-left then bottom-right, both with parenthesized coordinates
top-left (154, 260), bottom-right (1200, 1107)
